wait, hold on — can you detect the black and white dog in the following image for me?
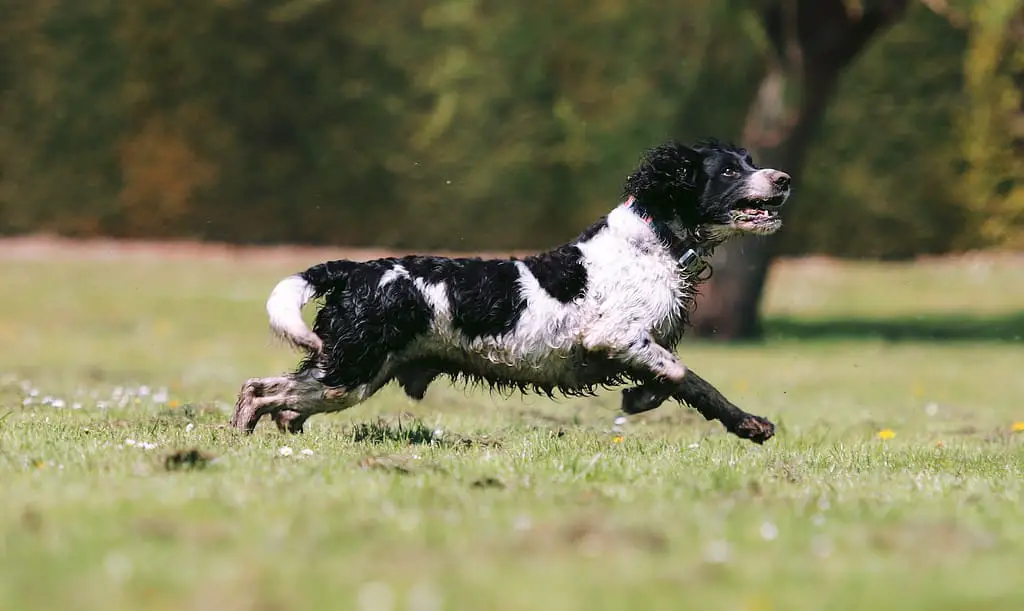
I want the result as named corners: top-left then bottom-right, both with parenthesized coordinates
top-left (231, 140), bottom-right (790, 443)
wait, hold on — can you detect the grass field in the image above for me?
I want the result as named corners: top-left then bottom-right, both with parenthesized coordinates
top-left (1, 240), bottom-right (1023, 611)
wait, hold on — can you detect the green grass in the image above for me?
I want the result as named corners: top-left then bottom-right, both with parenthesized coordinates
top-left (1, 249), bottom-right (1023, 611)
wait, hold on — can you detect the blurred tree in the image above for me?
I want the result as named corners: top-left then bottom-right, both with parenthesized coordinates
top-left (1, 0), bottom-right (1020, 264)
top-left (689, 0), bottom-right (909, 340)
top-left (961, 0), bottom-right (1024, 248)
top-left (780, 5), bottom-right (969, 258)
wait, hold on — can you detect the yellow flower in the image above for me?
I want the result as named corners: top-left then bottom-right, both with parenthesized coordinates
top-left (1011, 422), bottom-right (1024, 432)
top-left (612, 436), bottom-right (624, 444)
top-left (168, 400), bottom-right (180, 408)
top-left (935, 440), bottom-right (944, 448)
top-left (876, 429), bottom-right (896, 440)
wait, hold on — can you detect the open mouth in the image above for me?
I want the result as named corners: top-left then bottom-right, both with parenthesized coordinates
top-left (729, 206), bottom-right (782, 234)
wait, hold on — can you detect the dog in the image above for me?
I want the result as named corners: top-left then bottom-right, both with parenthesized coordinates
top-left (231, 139), bottom-right (790, 443)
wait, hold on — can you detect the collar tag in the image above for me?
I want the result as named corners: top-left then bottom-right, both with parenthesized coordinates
top-left (678, 248), bottom-right (707, 274)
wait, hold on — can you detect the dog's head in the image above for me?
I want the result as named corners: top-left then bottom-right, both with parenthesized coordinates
top-left (623, 139), bottom-right (791, 240)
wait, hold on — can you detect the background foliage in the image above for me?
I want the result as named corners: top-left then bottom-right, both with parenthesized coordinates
top-left (1, 0), bottom-right (1022, 257)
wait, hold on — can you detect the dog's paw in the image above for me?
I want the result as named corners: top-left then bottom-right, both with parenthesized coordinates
top-left (732, 414), bottom-right (776, 444)
top-left (621, 386), bottom-right (668, 415)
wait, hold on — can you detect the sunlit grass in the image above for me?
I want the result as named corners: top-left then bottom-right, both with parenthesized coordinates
top-left (1, 249), bottom-right (1022, 610)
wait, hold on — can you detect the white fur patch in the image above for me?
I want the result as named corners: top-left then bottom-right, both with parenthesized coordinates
top-left (379, 265), bottom-right (410, 288)
top-left (744, 169), bottom-right (781, 200)
top-left (398, 204), bottom-right (693, 386)
top-left (267, 275), bottom-right (321, 351)
top-left (576, 206), bottom-right (691, 348)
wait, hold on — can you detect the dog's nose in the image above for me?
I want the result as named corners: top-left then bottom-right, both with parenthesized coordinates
top-left (773, 172), bottom-right (791, 190)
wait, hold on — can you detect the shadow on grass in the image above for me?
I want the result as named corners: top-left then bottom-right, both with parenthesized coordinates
top-left (350, 418), bottom-right (438, 445)
top-left (349, 417), bottom-right (502, 448)
top-left (763, 312), bottom-right (1024, 343)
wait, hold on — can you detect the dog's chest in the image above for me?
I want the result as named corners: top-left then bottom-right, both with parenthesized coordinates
top-left (577, 225), bottom-right (692, 344)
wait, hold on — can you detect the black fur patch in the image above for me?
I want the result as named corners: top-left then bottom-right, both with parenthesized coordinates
top-left (398, 256), bottom-right (526, 340)
top-left (520, 246), bottom-right (587, 304)
top-left (515, 217), bottom-right (608, 304)
top-left (300, 259), bottom-right (363, 297)
top-left (303, 263), bottom-right (433, 389)
top-left (575, 216), bottom-right (608, 243)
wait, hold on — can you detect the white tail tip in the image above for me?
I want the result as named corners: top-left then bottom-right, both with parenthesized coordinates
top-left (266, 275), bottom-right (322, 353)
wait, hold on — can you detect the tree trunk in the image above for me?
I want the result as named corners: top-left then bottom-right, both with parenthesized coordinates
top-left (690, 0), bottom-right (908, 340)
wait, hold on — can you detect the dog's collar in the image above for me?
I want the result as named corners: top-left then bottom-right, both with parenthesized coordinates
top-left (622, 196), bottom-right (709, 276)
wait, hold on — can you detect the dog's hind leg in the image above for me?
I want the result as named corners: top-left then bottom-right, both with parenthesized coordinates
top-left (231, 376), bottom-right (302, 434)
top-left (263, 365), bottom-right (400, 434)
top-left (272, 409), bottom-right (309, 434)
top-left (231, 373), bottom-right (355, 434)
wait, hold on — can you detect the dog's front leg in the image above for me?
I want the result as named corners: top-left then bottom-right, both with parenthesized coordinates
top-left (615, 337), bottom-right (685, 415)
top-left (619, 337), bottom-right (688, 382)
top-left (673, 371), bottom-right (775, 443)
top-left (619, 372), bottom-right (775, 444)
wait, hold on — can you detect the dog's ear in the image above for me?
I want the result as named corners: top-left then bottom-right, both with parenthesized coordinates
top-left (624, 141), bottom-right (704, 199)
top-left (661, 142), bottom-right (704, 188)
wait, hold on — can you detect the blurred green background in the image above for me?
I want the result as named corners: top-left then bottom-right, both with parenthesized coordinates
top-left (1, 0), bottom-right (1021, 337)
top-left (2, 0), bottom-right (1020, 255)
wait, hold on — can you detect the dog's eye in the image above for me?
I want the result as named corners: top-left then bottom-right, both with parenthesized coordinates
top-left (721, 168), bottom-right (738, 178)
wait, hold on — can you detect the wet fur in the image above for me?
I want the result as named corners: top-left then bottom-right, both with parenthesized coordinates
top-left (232, 140), bottom-right (791, 443)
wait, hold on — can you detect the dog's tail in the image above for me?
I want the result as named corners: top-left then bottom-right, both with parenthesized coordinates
top-left (266, 261), bottom-right (356, 353)
top-left (266, 275), bottom-right (321, 353)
